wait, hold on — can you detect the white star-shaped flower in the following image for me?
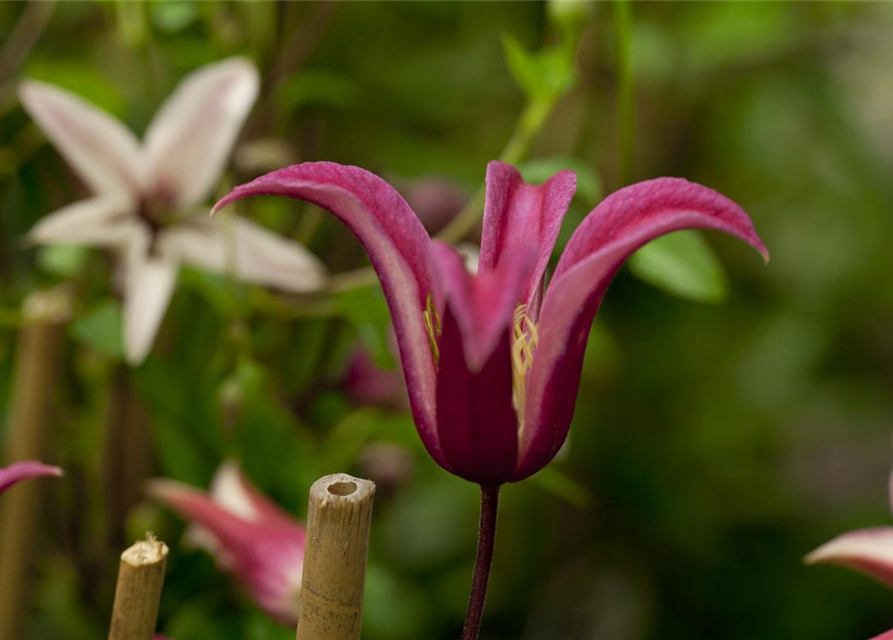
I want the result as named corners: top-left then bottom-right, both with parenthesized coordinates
top-left (19, 58), bottom-right (326, 364)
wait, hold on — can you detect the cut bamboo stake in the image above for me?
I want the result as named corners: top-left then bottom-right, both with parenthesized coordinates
top-left (108, 535), bottom-right (168, 640)
top-left (296, 473), bottom-right (375, 640)
top-left (0, 288), bottom-right (71, 640)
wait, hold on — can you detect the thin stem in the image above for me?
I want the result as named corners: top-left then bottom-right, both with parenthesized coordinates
top-left (614, 0), bottom-right (634, 186)
top-left (462, 484), bottom-right (501, 640)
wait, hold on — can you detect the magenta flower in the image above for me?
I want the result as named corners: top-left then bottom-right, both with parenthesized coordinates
top-left (215, 160), bottom-right (766, 639)
top-left (149, 462), bottom-right (305, 624)
top-left (215, 161), bottom-right (767, 485)
top-left (0, 461), bottom-right (62, 495)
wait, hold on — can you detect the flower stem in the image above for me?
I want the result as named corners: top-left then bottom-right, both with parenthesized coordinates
top-left (462, 484), bottom-right (501, 640)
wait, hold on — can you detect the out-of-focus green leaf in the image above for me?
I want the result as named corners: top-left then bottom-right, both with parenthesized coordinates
top-left (70, 300), bottom-right (124, 359)
top-left (502, 34), bottom-right (577, 102)
top-left (179, 267), bottom-right (248, 317)
top-left (363, 564), bottom-right (430, 640)
top-left (335, 286), bottom-right (395, 370)
top-left (150, 0), bottom-right (198, 33)
top-left (628, 230), bottom-right (729, 303)
top-left (519, 157), bottom-right (602, 205)
top-left (36, 245), bottom-right (89, 279)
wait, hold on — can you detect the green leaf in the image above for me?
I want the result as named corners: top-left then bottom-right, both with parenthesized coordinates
top-left (628, 230), bottom-right (730, 303)
top-left (502, 34), bottom-right (540, 99)
top-left (69, 300), bottom-right (124, 359)
top-left (36, 245), bottom-right (89, 279)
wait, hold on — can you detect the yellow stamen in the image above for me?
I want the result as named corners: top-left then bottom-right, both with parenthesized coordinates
top-left (511, 303), bottom-right (539, 431)
top-left (423, 292), bottom-right (442, 367)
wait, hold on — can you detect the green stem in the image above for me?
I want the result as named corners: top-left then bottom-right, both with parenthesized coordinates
top-left (614, 0), bottom-right (634, 186)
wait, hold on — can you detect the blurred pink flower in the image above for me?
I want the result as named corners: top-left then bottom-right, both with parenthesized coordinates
top-left (148, 462), bottom-right (305, 624)
top-left (0, 460), bottom-right (62, 494)
top-left (402, 176), bottom-right (468, 234)
top-left (216, 161), bottom-right (767, 485)
top-left (19, 58), bottom-right (326, 364)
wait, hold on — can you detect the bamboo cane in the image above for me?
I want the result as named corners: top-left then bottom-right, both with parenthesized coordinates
top-left (0, 288), bottom-right (71, 640)
top-left (295, 473), bottom-right (376, 640)
top-left (108, 534), bottom-right (168, 640)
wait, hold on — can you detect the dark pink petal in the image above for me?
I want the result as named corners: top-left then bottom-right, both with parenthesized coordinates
top-left (428, 241), bottom-right (534, 370)
top-left (870, 629), bottom-right (893, 640)
top-left (214, 162), bottom-right (444, 466)
top-left (805, 526), bottom-right (893, 589)
top-left (479, 162), bottom-right (576, 316)
top-left (149, 478), bottom-right (305, 624)
top-left (435, 306), bottom-right (518, 484)
top-left (515, 178), bottom-right (768, 480)
top-left (0, 460), bottom-right (63, 494)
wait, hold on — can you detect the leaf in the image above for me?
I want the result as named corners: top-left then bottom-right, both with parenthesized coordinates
top-left (628, 230), bottom-right (730, 303)
top-left (36, 245), bottom-right (89, 278)
top-left (69, 300), bottom-right (124, 359)
top-left (502, 34), bottom-right (541, 99)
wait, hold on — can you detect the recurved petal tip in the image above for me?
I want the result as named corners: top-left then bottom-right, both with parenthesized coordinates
top-left (805, 527), bottom-right (893, 589)
top-left (0, 460), bottom-right (63, 494)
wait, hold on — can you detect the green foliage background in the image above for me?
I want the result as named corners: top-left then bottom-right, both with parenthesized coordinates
top-left (1, 2), bottom-right (893, 639)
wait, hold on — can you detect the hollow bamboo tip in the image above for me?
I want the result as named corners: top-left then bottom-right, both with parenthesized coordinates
top-left (108, 534), bottom-right (168, 640)
top-left (296, 473), bottom-right (376, 640)
top-left (121, 536), bottom-right (168, 567)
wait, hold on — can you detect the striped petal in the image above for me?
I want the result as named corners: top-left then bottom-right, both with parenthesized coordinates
top-left (18, 81), bottom-right (144, 196)
top-left (515, 178), bottom-right (768, 480)
top-left (144, 58), bottom-right (259, 209)
top-left (123, 234), bottom-right (178, 365)
top-left (157, 214), bottom-right (325, 293)
top-left (213, 162), bottom-right (444, 466)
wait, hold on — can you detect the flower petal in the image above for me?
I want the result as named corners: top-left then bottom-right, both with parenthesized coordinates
top-left (148, 477), bottom-right (305, 624)
top-left (479, 161), bottom-right (576, 315)
top-left (428, 240), bottom-right (533, 371)
top-left (144, 58), bottom-right (259, 209)
top-left (870, 629), bottom-right (893, 640)
top-left (435, 306), bottom-right (519, 485)
top-left (515, 178), bottom-right (768, 480)
top-left (27, 195), bottom-right (137, 247)
top-left (213, 162), bottom-right (444, 466)
top-left (157, 215), bottom-right (326, 292)
top-left (123, 237), bottom-right (178, 365)
top-left (18, 81), bottom-right (144, 196)
top-left (805, 526), bottom-right (893, 589)
top-left (0, 460), bottom-right (63, 494)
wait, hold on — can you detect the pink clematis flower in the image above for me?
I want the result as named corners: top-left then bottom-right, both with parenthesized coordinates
top-left (215, 161), bottom-right (768, 486)
top-left (19, 58), bottom-right (326, 364)
top-left (0, 460), bottom-right (63, 494)
top-left (148, 462), bottom-right (305, 624)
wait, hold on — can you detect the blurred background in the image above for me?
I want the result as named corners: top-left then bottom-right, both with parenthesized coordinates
top-left (1, 2), bottom-right (893, 639)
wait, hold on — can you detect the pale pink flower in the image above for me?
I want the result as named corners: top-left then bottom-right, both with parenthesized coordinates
top-left (19, 58), bottom-right (326, 364)
top-left (149, 462), bottom-right (305, 624)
